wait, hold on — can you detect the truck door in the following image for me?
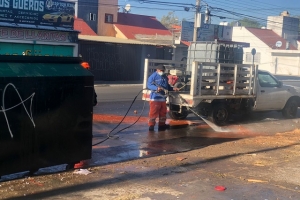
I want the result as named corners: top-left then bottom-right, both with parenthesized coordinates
top-left (255, 71), bottom-right (286, 111)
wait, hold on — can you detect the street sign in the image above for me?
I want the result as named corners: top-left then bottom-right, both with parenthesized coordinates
top-left (251, 48), bottom-right (256, 56)
top-left (181, 21), bottom-right (194, 41)
top-left (275, 41), bottom-right (282, 48)
top-left (197, 24), bottom-right (232, 41)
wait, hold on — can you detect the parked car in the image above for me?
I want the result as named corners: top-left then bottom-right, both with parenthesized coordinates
top-left (42, 12), bottom-right (74, 25)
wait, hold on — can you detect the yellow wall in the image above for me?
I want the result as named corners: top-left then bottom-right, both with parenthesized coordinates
top-left (97, 0), bottom-right (118, 36)
top-left (114, 25), bottom-right (127, 39)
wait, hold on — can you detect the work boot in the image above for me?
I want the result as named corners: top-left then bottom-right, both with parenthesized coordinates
top-left (149, 126), bottom-right (154, 131)
top-left (158, 124), bottom-right (170, 131)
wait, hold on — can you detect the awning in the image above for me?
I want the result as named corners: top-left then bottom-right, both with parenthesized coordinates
top-left (79, 35), bottom-right (171, 46)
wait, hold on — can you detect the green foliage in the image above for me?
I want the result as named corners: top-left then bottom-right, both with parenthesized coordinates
top-left (230, 18), bottom-right (262, 28)
top-left (160, 12), bottom-right (180, 29)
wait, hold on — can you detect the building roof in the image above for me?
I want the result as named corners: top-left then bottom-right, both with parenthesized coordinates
top-left (114, 13), bottom-right (172, 40)
top-left (74, 18), bottom-right (97, 36)
top-left (181, 41), bottom-right (191, 46)
top-left (170, 24), bottom-right (181, 33)
top-left (78, 35), bottom-right (170, 46)
top-left (246, 27), bottom-right (297, 50)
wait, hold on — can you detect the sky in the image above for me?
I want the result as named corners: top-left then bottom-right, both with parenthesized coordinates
top-left (119, 0), bottom-right (300, 25)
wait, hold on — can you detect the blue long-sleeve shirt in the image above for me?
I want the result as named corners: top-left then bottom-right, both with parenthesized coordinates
top-left (147, 72), bottom-right (173, 102)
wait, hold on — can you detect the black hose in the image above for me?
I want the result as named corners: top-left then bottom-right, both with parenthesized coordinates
top-left (92, 88), bottom-right (149, 146)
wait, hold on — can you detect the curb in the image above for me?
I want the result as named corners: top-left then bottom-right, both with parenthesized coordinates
top-left (94, 84), bottom-right (143, 87)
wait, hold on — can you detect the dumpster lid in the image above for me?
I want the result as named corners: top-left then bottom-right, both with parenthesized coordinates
top-left (0, 55), bottom-right (83, 64)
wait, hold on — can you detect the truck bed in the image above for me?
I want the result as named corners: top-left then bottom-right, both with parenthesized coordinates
top-left (142, 59), bottom-right (257, 108)
top-left (171, 62), bottom-right (257, 107)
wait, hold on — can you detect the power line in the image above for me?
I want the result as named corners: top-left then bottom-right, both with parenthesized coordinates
top-left (203, 0), bottom-right (300, 30)
top-left (205, 0), bottom-right (300, 17)
top-left (133, 0), bottom-right (195, 7)
top-left (77, 2), bottom-right (194, 12)
top-left (205, 0), bottom-right (300, 26)
top-left (75, 0), bottom-right (300, 33)
top-left (209, 7), bottom-right (300, 32)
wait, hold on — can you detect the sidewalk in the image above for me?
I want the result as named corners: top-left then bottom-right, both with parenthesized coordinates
top-left (2, 129), bottom-right (300, 199)
top-left (94, 81), bottom-right (143, 87)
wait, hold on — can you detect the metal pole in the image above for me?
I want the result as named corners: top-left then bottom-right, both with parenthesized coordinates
top-left (275, 57), bottom-right (277, 74)
top-left (193, 0), bottom-right (200, 42)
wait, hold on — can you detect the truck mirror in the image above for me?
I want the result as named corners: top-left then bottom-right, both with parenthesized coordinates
top-left (278, 81), bottom-right (283, 88)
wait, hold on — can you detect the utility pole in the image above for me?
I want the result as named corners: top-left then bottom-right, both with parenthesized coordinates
top-left (193, 0), bottom-right (200, 42)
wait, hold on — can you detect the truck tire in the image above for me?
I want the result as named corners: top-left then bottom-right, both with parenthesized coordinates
top-left (169, 110), bottom-right (189, 120)
top-left (210, 104), bottom-right (229, 126)
top-left (168, 105), bottom-right (189, 120)
top-left (282, 98), bottom-right (298, 119)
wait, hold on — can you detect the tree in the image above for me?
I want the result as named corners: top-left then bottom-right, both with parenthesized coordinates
top-left (160, 12), bottom-right (180, 29)
top-left (230, 18), bottom-right (262, 28)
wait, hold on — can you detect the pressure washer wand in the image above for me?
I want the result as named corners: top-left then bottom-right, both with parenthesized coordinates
top-left (152, 81), bottom-right (168, 93)
top-left (151, 81), bottom-right (170, 98)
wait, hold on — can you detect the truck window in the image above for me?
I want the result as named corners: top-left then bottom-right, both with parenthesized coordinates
top-left (258, 73), bottom-right (279, 87)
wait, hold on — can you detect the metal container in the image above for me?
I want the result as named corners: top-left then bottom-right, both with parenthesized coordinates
top-left (187, 40), bottom-right (249, 71)
top-left (0, 56), bottom-right (94, 177)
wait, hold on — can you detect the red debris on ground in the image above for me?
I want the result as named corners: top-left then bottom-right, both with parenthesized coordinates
top-left (93, 114), bottom-right (148, 123)
top-left (74, 160), bottom-right (90, 169)
top-left (214, 185), bottom-right (226, 191)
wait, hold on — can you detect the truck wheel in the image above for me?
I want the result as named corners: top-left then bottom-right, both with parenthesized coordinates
top-left (210, 104), bottom-right (229, 126)
top-left (282, 99), bottom-right (298, 119)
top-left (169, 110), bottom-right (188, 120)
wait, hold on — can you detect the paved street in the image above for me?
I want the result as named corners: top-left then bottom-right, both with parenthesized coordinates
top-left (94, 75), bottom-right (300, 103)
top-left (2, 81), bottom-right (300, 199)
top-left (94, 84), bottom-right (144, 102)
top-left (0, 0), bottom-right (298, 198)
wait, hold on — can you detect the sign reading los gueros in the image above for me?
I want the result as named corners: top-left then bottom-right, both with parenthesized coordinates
top-left (0, 0), bottom-right (75, 29)
top-left (0, 0), bottom-right (45, 12)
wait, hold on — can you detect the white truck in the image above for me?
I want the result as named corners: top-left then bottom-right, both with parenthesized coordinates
top-left (143, 41), bottom-right (300, 125)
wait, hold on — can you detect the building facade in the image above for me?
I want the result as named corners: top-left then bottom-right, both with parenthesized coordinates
top-left (267, 11), bottom-right (299, 50)
top-left (232, 26), bottom-right (300, 75)
top-left (77, 0), bottom-right (118, 36)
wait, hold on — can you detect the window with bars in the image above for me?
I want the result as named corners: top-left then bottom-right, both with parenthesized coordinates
top-left (246, 52), bottom-right (261, 63)
top-left (89, 13), bottom-right (96, 21)
top-left (105, 13), bottom-right (113, 23)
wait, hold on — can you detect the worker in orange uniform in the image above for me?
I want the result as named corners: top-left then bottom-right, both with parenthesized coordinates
top-left (147, 64), bottom-right (179, 131)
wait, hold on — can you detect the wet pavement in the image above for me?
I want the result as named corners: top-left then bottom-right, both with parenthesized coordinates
top-left (1, 98), bottom-right (300, 182)
top-left (90, 100), bottom-right (253, 167)
top-left (2, 99), bottom-right (300, 199)
top-left (91, 124), bottom-right (242, 166)
top-left (90, 100), bottom-right (300, 167)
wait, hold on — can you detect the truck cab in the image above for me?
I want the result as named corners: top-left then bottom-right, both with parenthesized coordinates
top-left (254, 70), bottom-right (300, 118)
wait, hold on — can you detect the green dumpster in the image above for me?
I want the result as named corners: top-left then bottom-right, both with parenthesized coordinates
top-left (0, 55), bottom-right (94, 177)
